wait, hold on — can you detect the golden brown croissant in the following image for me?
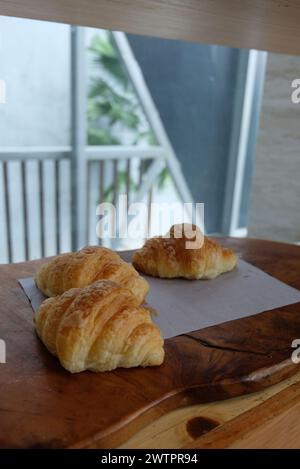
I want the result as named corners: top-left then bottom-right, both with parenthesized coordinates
top-left (132, 224), bottom-right (237, 279)
top-left (35, 280), bottom-right (164, 373)
top-left (35, 246), bottom-right (149, 304)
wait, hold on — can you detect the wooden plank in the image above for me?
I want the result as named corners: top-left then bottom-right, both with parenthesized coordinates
top-left (1, 1), bottom-right (300, 55)
top-left (120, 372), bottom-right (300, 448)
top-left (1, 238), bottom-right (300, 448)
top-left (184, 375), bottom-right (300, 448)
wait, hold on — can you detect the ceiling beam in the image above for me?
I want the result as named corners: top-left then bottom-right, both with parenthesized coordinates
top-left (1, 1), bottom-right (300, 55)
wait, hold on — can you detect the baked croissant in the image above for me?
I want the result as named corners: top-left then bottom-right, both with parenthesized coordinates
top-left (35, 280), bottom-right (164, 373)
top-left (35, 246), bottom-right (149, 304)
top-left (132, 224), bottom-right (237, 279)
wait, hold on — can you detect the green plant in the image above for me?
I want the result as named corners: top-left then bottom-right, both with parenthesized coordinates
top-left (87, 31), bottom-right (171, 197)
top-left (87, 32), bottom-right (154, 146)
top-left (102, 170), bottom-right (138, 203)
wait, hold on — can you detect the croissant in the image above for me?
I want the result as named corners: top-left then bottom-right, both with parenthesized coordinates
top-left (132, 224), bottom-right (237, 279)
top-left (35, 246), bottom-right (149, 304)
top-left (35, 280), bottom-right (164, 373)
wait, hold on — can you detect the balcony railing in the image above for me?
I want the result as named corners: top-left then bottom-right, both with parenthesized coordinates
top-left (0, 28), bottom-right (193, 263)
top-left (0, 145), bottom-right (163, 263)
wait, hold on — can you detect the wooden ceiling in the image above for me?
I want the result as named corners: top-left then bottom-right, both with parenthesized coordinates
top-left (0, 0), bottom-right (300, 55)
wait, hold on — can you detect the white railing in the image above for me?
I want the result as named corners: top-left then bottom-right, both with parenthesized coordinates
top-left (0, 28), bottom-right (191, 263)
top-left (0, 146), bottom-right (160, 263)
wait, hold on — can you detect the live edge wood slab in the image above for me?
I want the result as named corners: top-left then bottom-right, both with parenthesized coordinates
top-left (1, 238), bottom-right (300, 449)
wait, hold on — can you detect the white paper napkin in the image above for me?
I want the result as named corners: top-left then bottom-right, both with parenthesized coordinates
top-left (19, 254), bottom-right (300, 339)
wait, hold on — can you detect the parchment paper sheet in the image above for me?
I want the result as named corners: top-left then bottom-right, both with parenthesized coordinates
top-left (19, 252), bottom-right (300, 339)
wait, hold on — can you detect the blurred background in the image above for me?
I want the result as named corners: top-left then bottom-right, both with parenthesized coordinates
top-left (0, 16), bottom-right (299, 262)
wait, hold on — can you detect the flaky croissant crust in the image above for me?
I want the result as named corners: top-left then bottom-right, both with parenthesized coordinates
top-left (35, 246), bottom-right (149, 304)
top-left (132, 224), bottom-right (237, 279)
top-left (35, 280), bottom-right (164, 373)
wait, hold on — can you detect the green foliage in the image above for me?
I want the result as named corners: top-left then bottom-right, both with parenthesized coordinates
top-left (88, 127), bottom-right (120, 145)
top-left (157, 167), bottom-right (171, 190)
top-left (87, 31), bottom-right (170, 195)
top-left (89, 33), bottom-right (129, 88)
top-left (102, 171), bottom-right (138, 203)
top-left (87, 32), bottom-right (155, 146)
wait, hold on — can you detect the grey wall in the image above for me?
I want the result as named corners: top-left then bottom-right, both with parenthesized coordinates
top-left (249, 53), bottom-right (300, 243)
top-left (0, 16), bottom-right (70, 146)
top-left (0, 17), bottom-right (71, 262)
top-left (128, 35), bottom-right (240, 233)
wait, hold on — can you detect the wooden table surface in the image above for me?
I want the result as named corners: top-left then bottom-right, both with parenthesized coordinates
top-left (1, 237), bottom-right (300, 448)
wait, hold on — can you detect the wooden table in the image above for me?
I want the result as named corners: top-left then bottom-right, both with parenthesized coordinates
top-left (1, 238), bottom-right (300, 448)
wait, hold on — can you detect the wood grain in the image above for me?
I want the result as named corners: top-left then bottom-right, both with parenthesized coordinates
top-left (0, 238), bottom-right (300, 448)
top-left (184, 374), bottom-right (300, 449)
top-left (1, 1), bottom-right (300, 55)
top-left (120, 372), bottom-right (300, 448)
